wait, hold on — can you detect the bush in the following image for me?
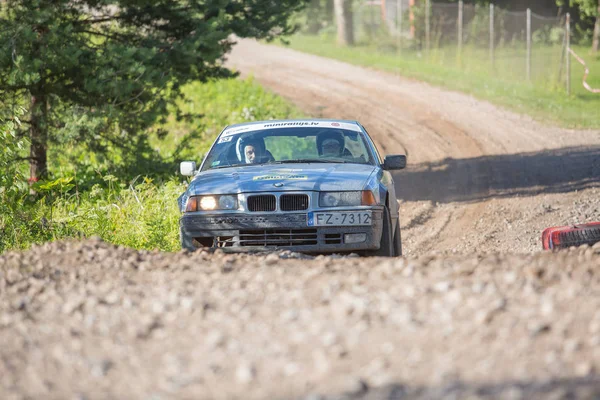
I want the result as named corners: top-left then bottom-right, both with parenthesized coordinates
top-left (44, 176), bottom-right (186, 252)
top-left (0, 107), bottom-right (32, 253)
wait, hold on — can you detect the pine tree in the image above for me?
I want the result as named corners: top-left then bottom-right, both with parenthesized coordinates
top-left (0, 0), bottom-right (307, 181)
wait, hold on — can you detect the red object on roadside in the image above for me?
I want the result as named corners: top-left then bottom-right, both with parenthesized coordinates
top-left (542, 222), bottom-right (600, 250)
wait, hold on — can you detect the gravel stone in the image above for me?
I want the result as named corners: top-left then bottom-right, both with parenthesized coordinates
top-left (264, 253), bottom-right (280, 266)
top-left (344, 378), bottom-right (369, 396)
top-left (236, 363), bottom-right (256, 384)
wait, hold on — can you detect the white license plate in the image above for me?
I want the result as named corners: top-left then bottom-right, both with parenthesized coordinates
top-left (307, 211), bottom-right (372, 227)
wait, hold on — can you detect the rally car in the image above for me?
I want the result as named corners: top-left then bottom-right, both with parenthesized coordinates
top-left (177, 119), bottom-right (406, 256)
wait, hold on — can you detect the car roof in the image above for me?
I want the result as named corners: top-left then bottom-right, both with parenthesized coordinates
top-left (224, 119), bottom-right (361, 130)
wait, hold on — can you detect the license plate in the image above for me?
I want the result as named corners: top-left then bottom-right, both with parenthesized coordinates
top-left (307, 211), bottom-right (372, 227)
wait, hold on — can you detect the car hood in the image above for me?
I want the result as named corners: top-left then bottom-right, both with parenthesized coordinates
top-left (187, 163), bottom-right (377, 195)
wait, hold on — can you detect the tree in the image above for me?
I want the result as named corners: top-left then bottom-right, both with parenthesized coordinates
top-left (0, 0), bottom-right (308, 182)
top-left (303, 0), bottom-right (334, 34)
top-left (334, 0), bottom-right (354, 46)
top-left (594, 0), bottom-right (600, 52)
top-left (558, 0), bottom-right (600, 52)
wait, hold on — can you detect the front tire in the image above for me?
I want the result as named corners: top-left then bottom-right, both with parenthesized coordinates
top-left (180, 227), bottom-right (195, 252)
top-left (366, 206), bottom-right (394, 257)
top-left (393, 217), bottom-right (402, 256)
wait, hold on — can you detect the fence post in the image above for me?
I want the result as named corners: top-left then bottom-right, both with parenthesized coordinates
top-left (425, 0), bottom-right (430, 56)
top-left (526, 8), bottom-right (531, 82)
top-left (490, 3), bottom-right (495, 70)
top-left (396, 0), bottom-right (403, 53)
top-left (370, 1), bottom-right (376, 39)
top-left (458, 0), bottom-right (463, 59)
top-left (566, 13), bottom-right (571, 95)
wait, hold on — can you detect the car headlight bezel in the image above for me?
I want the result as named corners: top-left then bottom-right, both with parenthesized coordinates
top-left (185, 194), bottom-right (239, 212)
top-left (319, 191), bottom-right (377, 207)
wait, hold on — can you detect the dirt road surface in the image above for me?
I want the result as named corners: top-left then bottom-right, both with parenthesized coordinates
top-left (2, 40), bottom-right (600, 400)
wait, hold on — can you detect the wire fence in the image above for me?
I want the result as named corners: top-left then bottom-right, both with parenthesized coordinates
top-left (351, 0), bottom-right (584, 94)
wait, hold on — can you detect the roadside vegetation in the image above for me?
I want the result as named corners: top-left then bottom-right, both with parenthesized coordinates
top-left (287, 0), bottom-right (600, 128)
top-left (0, 78), bottom-right (303, 253)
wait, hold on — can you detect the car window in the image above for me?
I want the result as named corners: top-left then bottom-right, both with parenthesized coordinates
top-left (264, 136), bottom-right (317, 160)
top-left (201, 126), bottom-right (375, 171)
top-left (362, 126), bottom-right (383, 164)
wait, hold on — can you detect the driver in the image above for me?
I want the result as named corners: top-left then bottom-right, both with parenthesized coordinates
top-left (236, 136), bottom-right (274, 164)
top-left (316, 130), bottom-right (352, 158)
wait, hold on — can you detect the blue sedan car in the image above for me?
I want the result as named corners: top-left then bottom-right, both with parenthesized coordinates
top-left (177, 120), bottom-right (406, 256)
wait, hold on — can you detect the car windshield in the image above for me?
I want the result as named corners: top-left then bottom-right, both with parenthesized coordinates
top-left (201, 126), bottom-right (375, 171)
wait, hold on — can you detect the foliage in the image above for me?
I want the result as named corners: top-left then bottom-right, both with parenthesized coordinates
top-left (2, 174), bottom-right (185, 253)
top-left (0, 106), bottom-right (30, 252)
top-left (556, 0), bottom-right (599, 45)
top-left (46, 177), bottom-right (186, 252)
top-left (294, 0), bottom-right (335, 34)
top-left (558, 0), bottom-right (600, 16)
top-left (0, 0), bottom-right (309, 180)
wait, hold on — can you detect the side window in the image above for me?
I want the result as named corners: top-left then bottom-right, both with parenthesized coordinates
top-left (361, 128), bottom-right (382, 164)
top-left (344, 133), bottom-right (370, 161)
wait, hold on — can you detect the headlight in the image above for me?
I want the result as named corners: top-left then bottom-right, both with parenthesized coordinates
top-left (185, 195), bottom-right (238, 212)
top-left (218, 195), bottom-right (237, 210)
top-left (319, 191), bottom-right (377, 207)
top-left (200, 196), bottom-right (217, 210)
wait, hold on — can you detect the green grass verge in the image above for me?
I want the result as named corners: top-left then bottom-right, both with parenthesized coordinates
top-left (281, 34), bottom-right (600, 129)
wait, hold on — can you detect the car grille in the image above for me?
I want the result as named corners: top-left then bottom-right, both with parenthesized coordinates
top-left (280, 194), bottom-right (309, 211)
top-left (239, 229), bottom-right (318, 247)
top-left (247, 195), bottom-right (276, 212)
top-left (325, 233), bottom-right (342, 245)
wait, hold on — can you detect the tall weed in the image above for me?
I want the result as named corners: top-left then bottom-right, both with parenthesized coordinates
top-left (0, 107), bottom-right (32, 253)
top-left (48, 177), bottom-right (185, 252)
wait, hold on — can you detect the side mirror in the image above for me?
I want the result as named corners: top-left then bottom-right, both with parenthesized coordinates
top-left (180, 161), bottom-right (197, 176)
top-left (382, 155), bottom-right (407, 170)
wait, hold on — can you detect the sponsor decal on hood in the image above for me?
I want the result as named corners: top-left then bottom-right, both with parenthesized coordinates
top-left (252, 174), bottom-right (308, 181)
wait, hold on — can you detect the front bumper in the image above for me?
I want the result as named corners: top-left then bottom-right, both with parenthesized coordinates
top-left (180, 208), bottom-right (383, 253)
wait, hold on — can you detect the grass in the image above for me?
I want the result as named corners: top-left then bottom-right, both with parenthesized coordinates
top-left (281, 34), bottom-right (600, 129)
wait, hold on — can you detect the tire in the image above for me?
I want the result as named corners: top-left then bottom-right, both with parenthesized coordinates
top-left (393, 217), bottom-right (402, 257)
top-left (366, 206), bottom-right (394, 257)
top-left (555, 226), bottom-right (600, 248)
top-left (180, 226), bottom-right (195, 252)
top-left (543, 223), bottom-right (600, 250)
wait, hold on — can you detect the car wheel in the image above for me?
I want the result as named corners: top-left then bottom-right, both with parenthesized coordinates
top-left (543, 223), bottom-right (600, 249)
top-left (393, 217), bottom-right (402, 257)
top-left (180, 227), bottom-right (195, 252)
top-left (366, 206), bottom-right (394, 257)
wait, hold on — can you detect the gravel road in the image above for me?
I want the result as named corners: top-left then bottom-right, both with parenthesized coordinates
top-left (2, 240), bottom-right (600, 399)
top-left (2, 40), bottom-right (600, 399)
